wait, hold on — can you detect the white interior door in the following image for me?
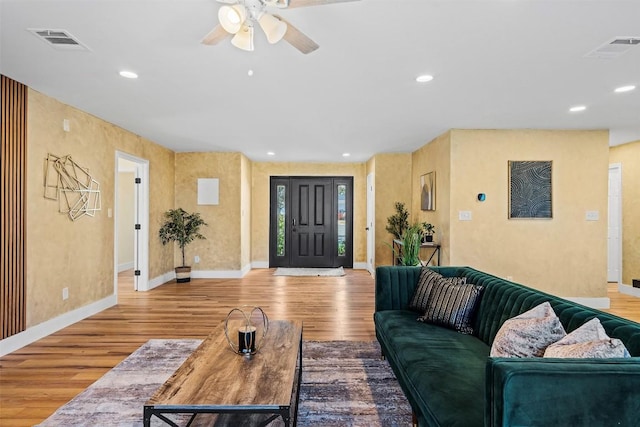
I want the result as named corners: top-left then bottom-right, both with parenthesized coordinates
top-left (115, 151), bottom-right (150, 293)
top-left (366, 173), bottom-right (375, 274)
top-left (607, 164), bottom-right (622, 283)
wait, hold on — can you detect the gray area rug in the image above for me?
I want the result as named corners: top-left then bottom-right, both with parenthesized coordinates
top-left (273, 267), bottom-right (346, 277)
top-left (38, 339), bottom-right (411, 426)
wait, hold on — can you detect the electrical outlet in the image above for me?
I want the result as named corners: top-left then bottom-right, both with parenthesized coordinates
top-left (62, 287), bottom-right (69, 300)
top-left (194, 255), bottom-right (200, 264)
top-left (506, 276), bottom-right (513, 281)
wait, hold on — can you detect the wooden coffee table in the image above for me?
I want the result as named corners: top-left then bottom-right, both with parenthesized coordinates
top-left (144, 320), bottom-right (303, 427)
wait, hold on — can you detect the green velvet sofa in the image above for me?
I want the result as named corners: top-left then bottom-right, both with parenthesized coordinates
top-left (374, 266), bottom-right (640, 427)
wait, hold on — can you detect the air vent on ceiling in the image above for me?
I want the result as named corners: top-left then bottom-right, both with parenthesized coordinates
top-left (27, 28), bottom-right (90, 51)
top-left (585, 37), bottom-right (640, 59)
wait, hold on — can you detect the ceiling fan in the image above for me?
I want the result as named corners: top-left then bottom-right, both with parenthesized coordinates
top-left (201, 0), bottom-right (359, 54)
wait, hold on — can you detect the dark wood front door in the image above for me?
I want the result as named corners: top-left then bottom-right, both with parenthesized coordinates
top-left (269, 176), bottom-right (353, 268)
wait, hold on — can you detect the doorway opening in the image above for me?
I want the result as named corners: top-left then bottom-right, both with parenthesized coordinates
top-left (269, 176), bottom-right (353, 268)
top-left (115, 152), bottom-right (149, 294)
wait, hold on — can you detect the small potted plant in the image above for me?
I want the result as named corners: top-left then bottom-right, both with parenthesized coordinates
top-left (421, 222), bottom-right (435, 243)
top-left (159, 208), bottom-right (207, 283)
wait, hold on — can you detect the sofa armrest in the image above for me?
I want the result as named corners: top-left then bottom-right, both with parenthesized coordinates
top-left (374, 266), bottom-right (422, 312)
top-left (486, 357), bottom-right (640, 427)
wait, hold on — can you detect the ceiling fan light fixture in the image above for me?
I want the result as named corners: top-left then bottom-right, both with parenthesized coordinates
top-left (218, 5), bottom-right (247, 34)
top-left (258, 13), bottom-right (287, 44)
top-left (231, 25), bottom-right (254, 51)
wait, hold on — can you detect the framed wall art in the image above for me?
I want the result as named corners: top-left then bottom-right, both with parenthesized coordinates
top-left (421, 171), bottom-right (436, 211)
top-left (508, 160), bottom-right (552, 219)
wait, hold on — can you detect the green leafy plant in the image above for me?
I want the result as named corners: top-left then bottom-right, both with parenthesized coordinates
top-left (386, 222), bottom-right (423, 266)
top-left (159, 208), bottom-right (208, 267)
top-left (398, 223), bottom-right (423, 265)
top-left (385, 202), bottom-right (410, 240)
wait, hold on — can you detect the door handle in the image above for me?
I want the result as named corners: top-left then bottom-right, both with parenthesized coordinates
top-left (292, 219), bottom-right (296, 226)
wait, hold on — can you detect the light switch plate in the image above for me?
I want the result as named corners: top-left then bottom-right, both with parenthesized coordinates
top-left (586, 210), bottom-right (599, 221)
top-left (459, 211), bottom-right (472, 221)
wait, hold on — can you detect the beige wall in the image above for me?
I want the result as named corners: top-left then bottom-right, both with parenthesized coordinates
top-left (371, 153), bottom-right (412, 267)
top-left (26, 89), bottom-right (175, 327)
top-left (411, 132), bottom-right (452, 265)
top-left (447, 129), bottom-right (609, 297)
top-left (241, 154), bottom-right (252, 270)
top-left (609, 140), bottom-right (640, 285)
top-left (251, 162), bottom-right (367, 265)
top-left (174, 152), bottom-right (243, 270)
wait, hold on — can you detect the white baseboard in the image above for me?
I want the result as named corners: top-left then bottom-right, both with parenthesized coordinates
top-left (564, 297), bottom-right (610, 309)
top-left (252, 261), bottom-right (269, 269)
top-left (191, 269), bottom-right (248, 279)
top-left (352, 262), bottom-right (367, 270)
top-left (145, 271), bottom-right (175, 291)
top-left (118, 261), bottom-right (134, 273)
top-left (0, 295), bottom-right (117, 357)
top-left (618, 283), bottom-right (640, 298)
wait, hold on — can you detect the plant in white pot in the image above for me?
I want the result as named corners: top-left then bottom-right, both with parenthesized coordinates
top-left (159, 208), bottom-right (207, 283)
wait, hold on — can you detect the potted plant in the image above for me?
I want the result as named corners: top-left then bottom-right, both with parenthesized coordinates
top-left (385, 202), bottom-right (410, 240)
top-left (159, 208), bottom-right (207, 283)
top-left (387, 223), bottom-right (423, 266)
top-left (398, 223), bottom-right (423, 266)
top-left (421, 222), bottom-right (435, 243)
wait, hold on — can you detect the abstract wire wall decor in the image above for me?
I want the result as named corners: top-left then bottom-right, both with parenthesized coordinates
top-left (508, 160), bottom-right (552, 219)
top-left (44, 153), bottom-right (101, 221)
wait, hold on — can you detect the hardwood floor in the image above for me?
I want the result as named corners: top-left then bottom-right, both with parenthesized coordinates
top-left (0, 269), bottom-right (638, 426)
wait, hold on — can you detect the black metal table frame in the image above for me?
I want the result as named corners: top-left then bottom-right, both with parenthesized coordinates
top-left (143, 333), bottom-right (303, 427)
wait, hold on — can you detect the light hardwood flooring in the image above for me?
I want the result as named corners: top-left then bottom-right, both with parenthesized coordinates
top-left (0, 269), bottom-right (638, 426)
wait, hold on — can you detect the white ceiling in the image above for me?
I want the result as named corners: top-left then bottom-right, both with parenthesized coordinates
top-left (1, 0), bottom-right (639, 162)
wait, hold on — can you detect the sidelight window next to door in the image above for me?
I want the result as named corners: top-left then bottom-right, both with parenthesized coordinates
top-left (269, 176), bottom-right (353, 268)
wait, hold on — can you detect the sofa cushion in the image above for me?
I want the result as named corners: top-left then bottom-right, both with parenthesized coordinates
top-left (375, 310), bottom-right (487, 426)
top-left (490, 302), bottom-right (566, 357)
top-left (417, 280), bottom-right (483, 334)
top-left (544, 317), bottom-right (631, 358)
top-left (408, 268), bottom-right (466, 313)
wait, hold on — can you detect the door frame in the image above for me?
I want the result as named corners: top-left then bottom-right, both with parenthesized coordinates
top-left (269, 176), bottom-right (353, 268)
top-left (114, 151), bottom-right (149, 294)
top-left (608, 163), bottom-right (622, 284)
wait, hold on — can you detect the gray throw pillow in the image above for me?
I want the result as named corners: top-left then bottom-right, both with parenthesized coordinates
top-left (490, 301), bottom-right (566, 358)
top-left (417, 279), bottom-right (483, 335)
top-left (409, 268), bottom-right (466, 313)
top-left (544, 318), bottom-right (631, 358)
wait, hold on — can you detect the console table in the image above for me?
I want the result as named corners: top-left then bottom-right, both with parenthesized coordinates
top-left (392, 239), bottom-right (441, 266)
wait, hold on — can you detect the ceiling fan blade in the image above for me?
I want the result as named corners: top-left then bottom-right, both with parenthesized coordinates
top-left (274, 15), bottom-right (319, 54)
top-left (286, 0), bottom-right (360, 9)
top-left (201, 24), bottom-right (230, 45)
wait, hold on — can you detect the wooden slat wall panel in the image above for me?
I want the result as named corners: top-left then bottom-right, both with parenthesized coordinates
top-left (1, 75), bottom-right (27, 340)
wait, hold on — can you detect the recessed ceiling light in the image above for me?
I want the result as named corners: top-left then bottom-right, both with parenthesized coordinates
top-left (119, 70), bottom-right (138, 79)
top-left (342, 153), bottom-right (351, 157)
top-left (416, 74), bottom-right (434, 83)
top-left (614, 85), bottom-right (636, 93)
top-left (267, 151), bottom-right (275, 156)
top-left (569, 105), bottom-right (586, 112)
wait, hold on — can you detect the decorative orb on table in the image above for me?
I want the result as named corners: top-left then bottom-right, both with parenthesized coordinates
top-left (224, 306), bottom-right (269, 357)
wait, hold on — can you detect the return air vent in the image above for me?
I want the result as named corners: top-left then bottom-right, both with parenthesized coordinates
top-left (27, 28), bottom-right (90, 51)
top-left (585, 37), bottom-right (640, 59)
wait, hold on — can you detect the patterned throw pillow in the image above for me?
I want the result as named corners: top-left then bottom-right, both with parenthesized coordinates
top-left (409, 268), bottom-right (466, 313)
top-left (490, 302), bottom-right (566, 357)
top-left (544, 318), bottom-right (631, 358)
top-left (417, 280), bottom-right (484, 335)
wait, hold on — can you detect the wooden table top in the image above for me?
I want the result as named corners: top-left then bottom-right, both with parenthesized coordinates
top-left (146, 320), bottom-right (303, 410)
